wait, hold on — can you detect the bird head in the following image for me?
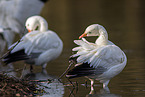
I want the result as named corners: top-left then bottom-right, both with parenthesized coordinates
top-left (25, 16), bottom-right (41, 32)
top-left (79, 24), bottom-right (107, 39)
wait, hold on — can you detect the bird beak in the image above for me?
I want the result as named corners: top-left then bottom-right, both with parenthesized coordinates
top-left (79, 33), bottom-right (87, 39)
top-left (28, 29), bottom-right (31, 32)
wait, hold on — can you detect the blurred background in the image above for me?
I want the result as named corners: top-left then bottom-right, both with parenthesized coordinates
top-left (1, 0), bottom-right (145, 97)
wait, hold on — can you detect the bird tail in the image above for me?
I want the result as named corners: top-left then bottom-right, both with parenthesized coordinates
top-left (66, 63), bottom-right (96, 79)
top-left (1, 49), bottom-right (30, 64)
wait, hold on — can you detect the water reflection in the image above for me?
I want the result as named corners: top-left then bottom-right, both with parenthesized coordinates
top-left (0, 63), bottom-right (16, 77)
top-left (86, 87), bottom-right (121, 97)
top-left (22, 69), bottom-right (64, 97)
top-left (65, 82), bottom-right (122, 97)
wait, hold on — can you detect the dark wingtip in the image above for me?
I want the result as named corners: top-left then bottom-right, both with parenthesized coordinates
top-left (1, 49), bottom-right (30, 64)
top-left (40, 0), bottom-right (49, 3)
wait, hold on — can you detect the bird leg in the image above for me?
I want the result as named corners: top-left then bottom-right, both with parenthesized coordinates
top-left (103, 80), bottom-right (110, 88)
top-left (42, 63), bottom-right (47, 69)
top-left (91, 79), bottom-right (94, 89)
top-left (89, 79), bottom-right (96, 94)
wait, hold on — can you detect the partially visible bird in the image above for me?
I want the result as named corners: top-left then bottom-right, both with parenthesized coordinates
top-left (0, 0), bottom-right (48, 55)
top-left (66, 24), bottom-right (127, 89)
top-left (1, 16), bottom-right (63, 69)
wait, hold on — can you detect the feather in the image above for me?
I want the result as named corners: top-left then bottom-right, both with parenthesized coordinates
top-left (66, 63), bottom-right (107, 79)
top-left (72, 47), bottom-right (82, 51)
top-left (2, 49), bottom-right (30, 64)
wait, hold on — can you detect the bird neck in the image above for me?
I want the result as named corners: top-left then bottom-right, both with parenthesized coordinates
top-left (95, 31), bottom-right (108, 45)
top-left (39, 18), bottom-right (48, 32)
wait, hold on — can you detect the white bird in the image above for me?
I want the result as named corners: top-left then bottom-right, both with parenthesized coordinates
top-left (2, 16), bottom-right (63, 69)
top-left (66, 24), bottom-right (127, 89)
top-left (0, 0), bottom-right (48, 55)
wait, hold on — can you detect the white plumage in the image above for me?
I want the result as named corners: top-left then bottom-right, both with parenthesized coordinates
top-left (2, 16), bottom-right (63, 69)
top-left (0, 0), bottom-right (48, 55)
top-left (66, 24), bottom-right (127, 89)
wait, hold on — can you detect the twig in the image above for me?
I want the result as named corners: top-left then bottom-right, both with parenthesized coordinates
top-left (65, 76), bottom-right (75, 88)
top-left (58, 62), bottom-right (73, 81)
top-left (0, 67), bottom-right (24, 74)
top-left (68, 87), bottom-right (75, 97)
top-left (75, 81), bottom-right (78, 94)
top-left (20, 64), bottom-right (27, 79)
top-left (1, 83), bottom-right (7, 91)
top-left (29, 80), bottom-right (51, 83)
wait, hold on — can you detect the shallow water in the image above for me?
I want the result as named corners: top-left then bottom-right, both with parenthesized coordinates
top-left (1, 0), bottom-right (145, 97)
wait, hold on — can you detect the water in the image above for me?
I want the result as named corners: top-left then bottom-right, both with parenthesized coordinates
top-left (1, 0), bottom-right (145, 97)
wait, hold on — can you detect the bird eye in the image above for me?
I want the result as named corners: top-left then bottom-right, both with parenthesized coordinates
top-left (88, 32), bottom-right (91, 34)
top-left (35, 26), bottom-right (39, 30)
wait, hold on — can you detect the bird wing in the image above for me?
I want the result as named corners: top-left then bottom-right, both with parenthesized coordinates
top-left (71, 38), bottom-right (97, 58)
top-left (76, 45), bottom-right (126, 69)
top-left (73, 38), bottom-right (96, 51)
top-left (11, 30), bottom-right (60, 55)
top-left (66, 62), bottom-right (107, 79)
top-left (67, 42), bottom-right (126, 79)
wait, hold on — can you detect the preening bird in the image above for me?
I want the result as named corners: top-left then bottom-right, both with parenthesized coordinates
top-left (0, 0), bottom-right (48, 55)
top-left (1, 16), bottom-right (63, 69)
top-left (66, 24), bottom-right (127, 89)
